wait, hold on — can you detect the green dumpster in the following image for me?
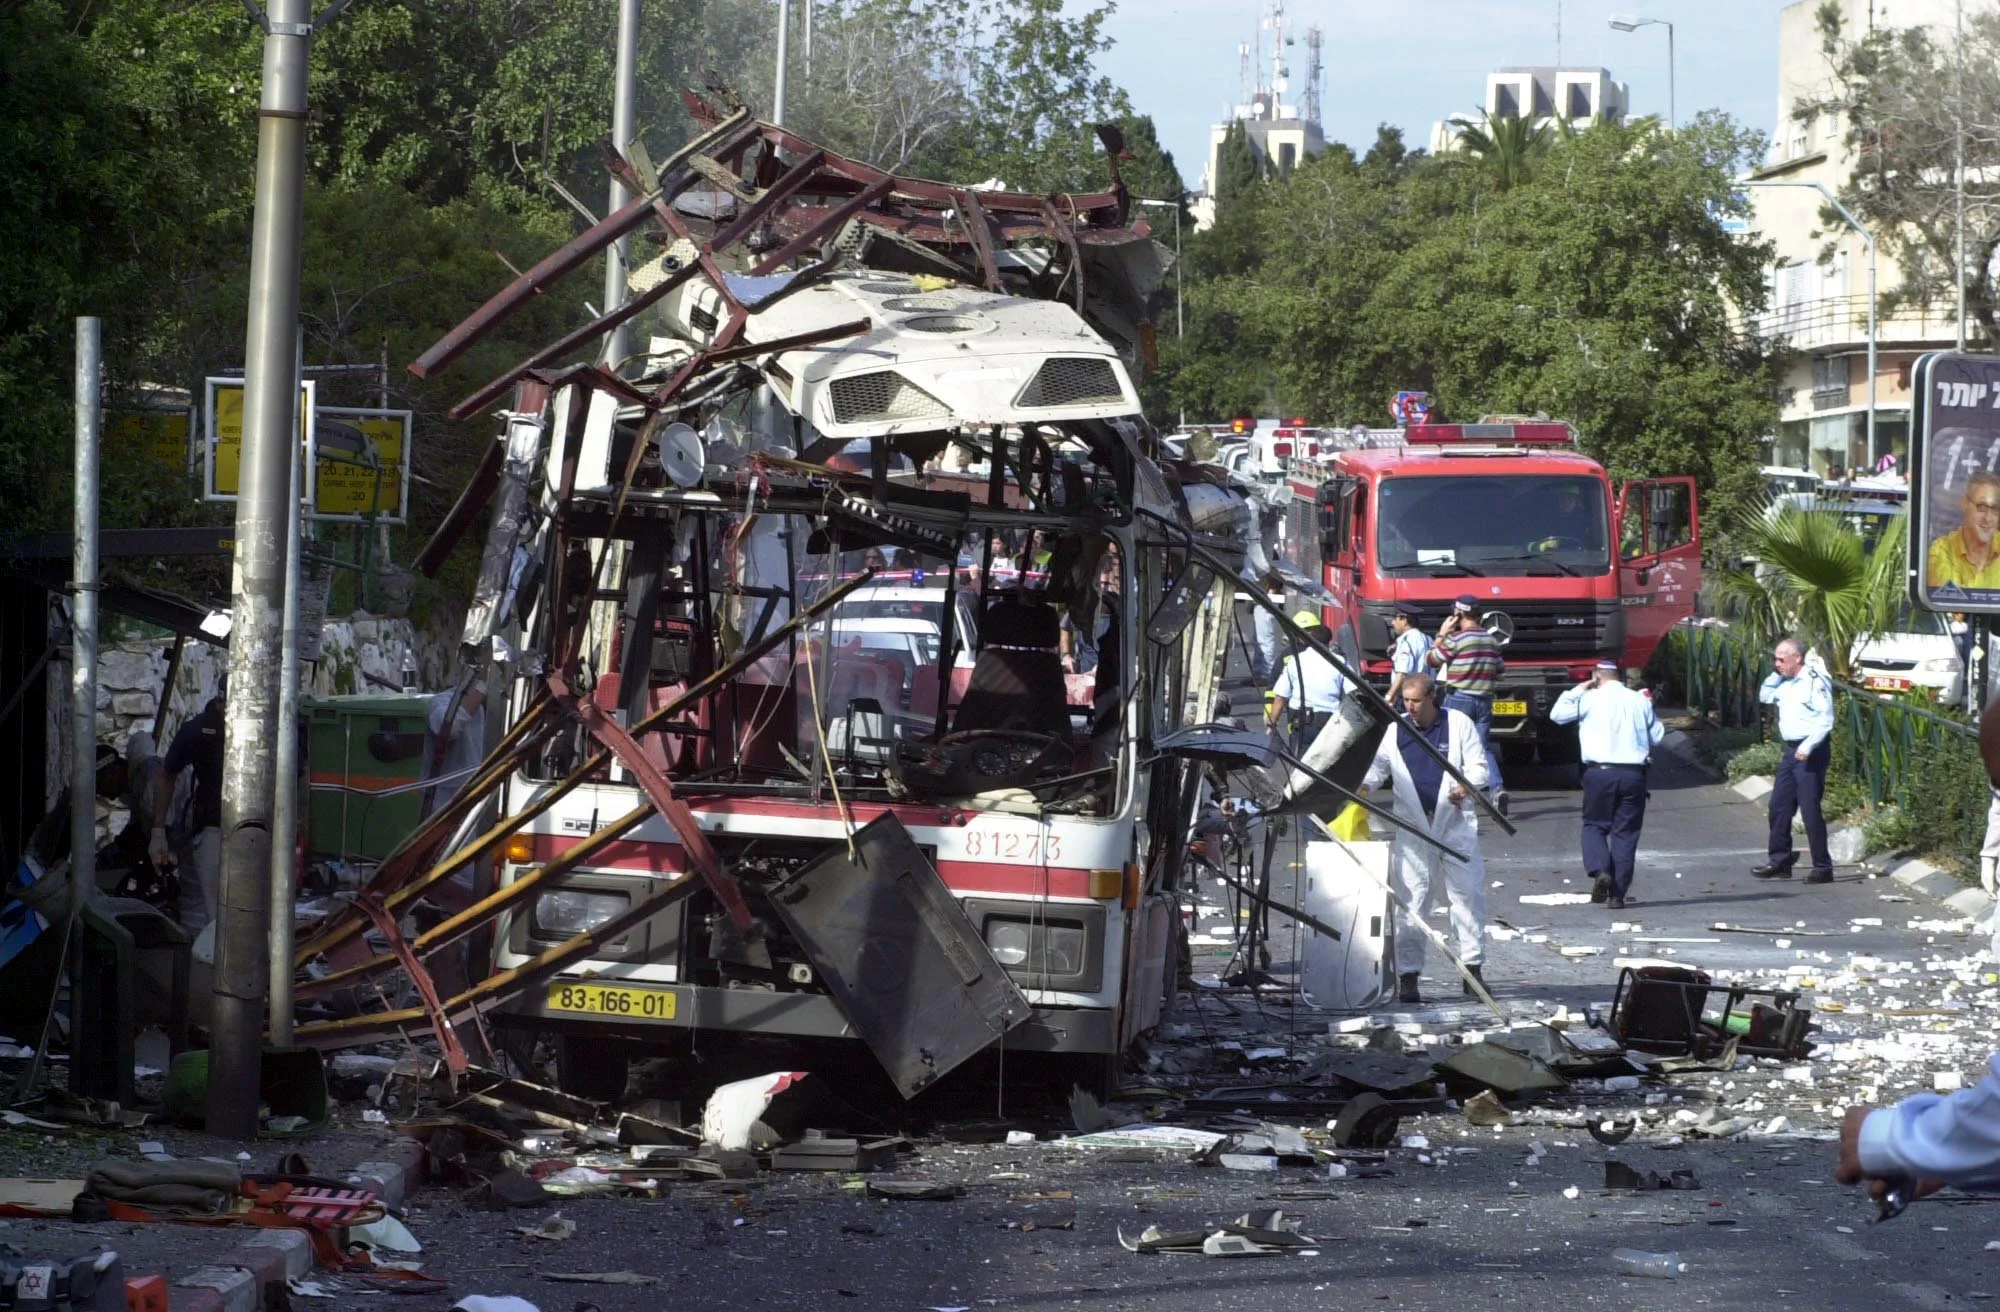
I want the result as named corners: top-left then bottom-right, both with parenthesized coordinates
top-left (305, 692), bottom-right (433, 864)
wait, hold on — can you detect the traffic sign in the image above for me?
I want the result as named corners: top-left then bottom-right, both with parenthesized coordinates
top-left (203, 376), bottom-right (315, 503)
top-left (314, 406), bottom-right (411, 523)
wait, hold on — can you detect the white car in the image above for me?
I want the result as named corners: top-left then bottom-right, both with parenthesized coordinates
top-left (1851, 605), bottom-right (1964, 701)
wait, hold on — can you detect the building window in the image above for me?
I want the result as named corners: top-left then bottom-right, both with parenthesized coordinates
top-left (1567, 82), bottom-right (1592, 119)
top-left (1493, 83), bottom-right (1519, 118)
top-left (1279, 142), bottom-right (1296, 174)
top-left (1812, 355), bottom-right (1849, 410)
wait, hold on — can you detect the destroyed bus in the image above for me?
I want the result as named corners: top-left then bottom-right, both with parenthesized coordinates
top-left (300, 106), bottom-right (1282, 1100)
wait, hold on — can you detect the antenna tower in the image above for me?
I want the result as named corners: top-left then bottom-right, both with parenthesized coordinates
top-left (1303, 25), bottom-right (1324, 125)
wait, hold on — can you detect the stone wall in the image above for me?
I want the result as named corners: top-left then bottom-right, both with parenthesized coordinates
top-left (49, 607), bottom-right (463, 823)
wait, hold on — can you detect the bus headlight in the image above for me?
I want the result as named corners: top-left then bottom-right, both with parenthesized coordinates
top-left (534, 889), bottom-right (627, 937)
top-left (983, 919), bottom-right (1087, 977)
top-left (988, 922), bottom-right (1031, 965)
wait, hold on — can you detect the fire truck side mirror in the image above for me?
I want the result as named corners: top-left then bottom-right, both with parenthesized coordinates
top-left (1316, 478), bottom-right (1357, 559)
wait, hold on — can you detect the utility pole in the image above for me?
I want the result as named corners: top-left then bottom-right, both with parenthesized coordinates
top-left (267, 338), bottom-right (304, 1046)
top-left (212, 0), bottom-right (313, 1138)
top-left (70, 317), bottom-right (101, 940)
top-left (1956, 0), bottom-right (1967, 351)
top-left (604, 0), bottom-right (640, 373)
top-left (773, 0), bottom-right (791, 126)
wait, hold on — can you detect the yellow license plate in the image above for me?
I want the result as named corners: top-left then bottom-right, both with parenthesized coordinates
top-left (546, 981), bottom-right (678, 1019)
top-left (1492, 700), bottom-right (1528, 717)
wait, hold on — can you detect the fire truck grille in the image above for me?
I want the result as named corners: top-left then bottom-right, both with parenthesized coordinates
top-left (827, 370), bottom-right (951, 424)
top-left (1015, 357), bottom-right (1123, 408)
top-left (1370, 600), bottom-right (1616, 662)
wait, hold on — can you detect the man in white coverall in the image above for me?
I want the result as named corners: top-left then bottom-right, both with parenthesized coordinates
top-left (1361, 670), bottom-right (1489, 1005)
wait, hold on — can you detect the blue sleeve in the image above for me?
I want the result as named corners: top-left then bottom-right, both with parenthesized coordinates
top-left (1645, 703), bottom-right (1664, 745)
top-left (1798, 674), bottom-right (1835, 753)
top-left (1549, 684), bottom-right (1587, 725)
top-left (1858, 1053), bottom-right (2000, 1188)
top-left (1758, 672), bottom-right (1781, 705)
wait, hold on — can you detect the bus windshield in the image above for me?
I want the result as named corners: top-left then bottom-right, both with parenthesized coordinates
top-left (1377, 474), bottom-right (1610, 575)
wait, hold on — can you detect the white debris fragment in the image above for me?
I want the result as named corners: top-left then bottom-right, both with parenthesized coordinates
top-left (1562, 1185), bottom-right (1580, 1199)
top-left (1520, 893), bottom-right (1593, 906)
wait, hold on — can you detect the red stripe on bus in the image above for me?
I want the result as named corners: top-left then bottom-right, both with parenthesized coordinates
top-left (517, 835), bottom-right (1094, 898)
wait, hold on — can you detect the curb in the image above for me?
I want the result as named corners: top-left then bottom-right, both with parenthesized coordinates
top-left (168, 1136), bottom-right (427, 1312)
top-left (1656, 727), bottom-right (1723, 780)
top-left (1716, 773), bottom-right (1995, 925)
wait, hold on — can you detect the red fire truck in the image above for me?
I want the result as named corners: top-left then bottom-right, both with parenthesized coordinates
top-left (1281, 422), bottom-right (1701, 754)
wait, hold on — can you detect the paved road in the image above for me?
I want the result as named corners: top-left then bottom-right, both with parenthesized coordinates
top-left (380, 744), bottom-right (2000, 1312)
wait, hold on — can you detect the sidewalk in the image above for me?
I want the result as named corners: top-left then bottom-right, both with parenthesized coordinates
top-left (1656, 712), bottom-right (1994, 925)
top-left (0, 1119), bottom-right (425, 1311)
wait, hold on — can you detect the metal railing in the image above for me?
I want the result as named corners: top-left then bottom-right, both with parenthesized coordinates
top-left (1671, 618), bottom-right (1980, 811)
top-left (1674, 622), bottom-right (1770, 730)
top-left (1833, 677), bottom-right (1980, 810)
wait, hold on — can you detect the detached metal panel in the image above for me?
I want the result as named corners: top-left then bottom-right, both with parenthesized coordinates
top-left (767, 813), bottom-right (1032, 1097)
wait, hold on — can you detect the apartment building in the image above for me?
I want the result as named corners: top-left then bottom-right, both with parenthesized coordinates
top-left (1428, 67), bottom-right (1629, 153)
top-left (1749, 0), bottom-right (1962, 476)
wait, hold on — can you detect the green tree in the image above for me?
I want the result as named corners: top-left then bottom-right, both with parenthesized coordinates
top-left (1213, 122), bottom-right (1261, 204)
top-left (1802, 2), bottom-right (2000, 343)
top-left (1453, 109), bottom-right (1551, 191)
top-left (1709, 506), bottom-right (1906, 678)
top-left (1166, 114), bottom-right (1781, 521)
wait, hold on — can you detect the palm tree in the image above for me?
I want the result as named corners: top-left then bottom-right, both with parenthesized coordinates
top-left (1709, 502), bottom-right (1907, 681)
top-left (1454, 110), bottom-right (1552, 191)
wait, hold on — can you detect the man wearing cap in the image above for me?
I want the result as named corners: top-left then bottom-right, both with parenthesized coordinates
top-left (1429, 595), bottom-right (1508, 815)
top-left (1267, 609), bottom-right (1347, 748)
top-left (1550, 662), bottom-right (1662, 910)
top-left (1753, 636), bottom-right (1837, 884)
top-left (1387, 602), bottom-right (1430, 706)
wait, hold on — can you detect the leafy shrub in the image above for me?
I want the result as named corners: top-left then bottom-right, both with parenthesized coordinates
top-left (1901, 733), bottom-right (1992, 873)
top-left (1725, 742), bottom-right (1780, 781)
top-left (1860, 805), bottom-right (1918, 854)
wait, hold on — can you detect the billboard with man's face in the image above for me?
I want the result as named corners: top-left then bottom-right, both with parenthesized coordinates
top-left (1912, 352), bottom-right (2000, 614)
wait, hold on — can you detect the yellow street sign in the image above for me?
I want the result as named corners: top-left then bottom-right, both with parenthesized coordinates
top-left (204, 377), bottom-right (314, 501)
top-left (314, 406), bottom-right (410, 522)
top-left (107, 409), bottom-right (191, 473)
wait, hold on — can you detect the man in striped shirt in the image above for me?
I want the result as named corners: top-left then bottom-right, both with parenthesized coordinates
top-left (1428, 595), bottom-right (1508, 815)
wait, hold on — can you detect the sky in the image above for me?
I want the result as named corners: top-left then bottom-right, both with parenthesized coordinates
top-left (1072, 1), bottom-right (1789, 192)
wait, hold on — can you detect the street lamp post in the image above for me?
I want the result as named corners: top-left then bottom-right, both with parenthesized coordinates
top-left (1740, 177), bottom-right (1878, 469)
top-left (1608, 15), bottom-right (1675, 129)
top-left (1135, 197), bottom-right (1185, 427)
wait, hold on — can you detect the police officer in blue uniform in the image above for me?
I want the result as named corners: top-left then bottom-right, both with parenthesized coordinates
top-left (1550, 660), bottom-right (1662, 910)
top-left (1753, 636), bottom-right (1838, 884)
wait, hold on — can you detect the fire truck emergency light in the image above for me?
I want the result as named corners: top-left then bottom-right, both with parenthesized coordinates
top-left (1403, 422), bottom-right (1573, 446)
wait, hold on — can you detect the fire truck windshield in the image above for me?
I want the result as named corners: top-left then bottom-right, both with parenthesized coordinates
top-left (1377, 474), bottom-right (1610, 575)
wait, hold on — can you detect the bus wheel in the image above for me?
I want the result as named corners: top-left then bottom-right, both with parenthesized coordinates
top-left (556, 1034), bottom-right (630, 1104)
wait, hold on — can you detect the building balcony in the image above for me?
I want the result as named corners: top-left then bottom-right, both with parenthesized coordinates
top-left (1750, 292), bottom-right (1962, 352)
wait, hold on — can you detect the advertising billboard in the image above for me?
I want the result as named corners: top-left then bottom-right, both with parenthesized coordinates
top-left (1911, 352), bottom-right (2000, 614)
